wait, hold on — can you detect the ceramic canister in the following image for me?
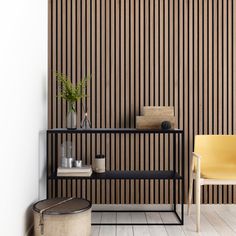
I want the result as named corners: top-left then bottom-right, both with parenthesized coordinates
top-left (94, 154), bottom-right (105, 173)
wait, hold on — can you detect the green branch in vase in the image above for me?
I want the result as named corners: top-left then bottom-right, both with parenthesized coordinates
top-left (55, 71), bottom-right (91, 112)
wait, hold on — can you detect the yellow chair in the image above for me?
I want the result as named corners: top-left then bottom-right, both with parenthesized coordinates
top-left (188, 135), bottom-right (236, 232)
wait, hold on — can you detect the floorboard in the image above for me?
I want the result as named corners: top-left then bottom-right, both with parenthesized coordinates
top-left (131, 212), bottom-right (150, 236)
top-left (145, 212), bottom-right (168, 236)
top-left (160, 212), bottom-right (186, 236)
top-left (214, 207), bottom-right (236, 234)
top-left (91, 205), bottom-right (236, 236)
top-left (117, 212), bottom-right (133, 236)
top-left (190, 212), bottom-right (219, 236)
top-left (99, 213), bottom-right (116, 236)
top-left (202, 207), bottom-right (236, 235)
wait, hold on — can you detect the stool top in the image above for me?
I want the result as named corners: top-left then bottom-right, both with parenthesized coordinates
top-left (33, 198), bottom-right (91, 215)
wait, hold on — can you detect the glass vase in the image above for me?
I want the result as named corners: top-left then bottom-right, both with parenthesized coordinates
top-left (67, 102), bottom-right (77, 129)
top-left (80, 112), bottom-right (91, 129)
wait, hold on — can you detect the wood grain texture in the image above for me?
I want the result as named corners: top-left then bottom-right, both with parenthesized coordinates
top-left (136, 116), bottom-right (176, 129)
top-left (142, 106), bottom-right (174, 116)
top-left (48, 0), bottom-right (236, 204)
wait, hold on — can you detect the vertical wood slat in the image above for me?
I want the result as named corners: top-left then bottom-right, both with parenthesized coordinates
top-left (48, 0), bottom-right (236, 204)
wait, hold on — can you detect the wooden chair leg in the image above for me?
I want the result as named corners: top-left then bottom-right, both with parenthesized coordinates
top-left (188, 175), bottom-right (193, 215)
top-left (196, 167), bottom-right (201, 232)
top-left (196, 181), bottom-right (201, 232)
top-left (188, 155), bottom-right (195, 215)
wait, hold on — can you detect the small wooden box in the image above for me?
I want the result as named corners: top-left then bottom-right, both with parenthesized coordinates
top-left (136, 116), bottom-right (176, 129)
top-left (142, 106), bottom-right (174, 117)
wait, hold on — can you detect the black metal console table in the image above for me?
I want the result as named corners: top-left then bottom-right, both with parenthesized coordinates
top-left (46, 128), bottom-right (184, 225)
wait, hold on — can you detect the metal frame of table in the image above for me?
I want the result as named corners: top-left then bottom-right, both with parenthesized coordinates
top-left (46, 128), bottom-right (185, 225)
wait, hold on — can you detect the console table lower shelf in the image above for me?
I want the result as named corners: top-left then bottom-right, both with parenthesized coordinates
top-left (49, 170), bottom-right (184, 226)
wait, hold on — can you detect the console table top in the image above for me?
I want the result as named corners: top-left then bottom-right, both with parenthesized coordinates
top-left (47, 128), bottom-right (183, 134)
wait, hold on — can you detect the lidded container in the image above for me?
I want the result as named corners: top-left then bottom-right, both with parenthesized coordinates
top-left (33, 198), bottom-right (91, 236)
top-left (94, 154), bottom-right (106, 173)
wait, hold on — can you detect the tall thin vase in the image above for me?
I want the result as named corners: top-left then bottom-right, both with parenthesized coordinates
top-left (80, 112), bottom-right (91, 129)
top-left (67, 102), bottom-right (77, 129)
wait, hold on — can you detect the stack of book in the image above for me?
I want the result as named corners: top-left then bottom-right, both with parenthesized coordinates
top-left (57, 165), bottom-right (92, 177)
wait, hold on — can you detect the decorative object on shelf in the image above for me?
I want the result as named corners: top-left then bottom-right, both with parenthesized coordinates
top-left (33, 198), bottom-right (92, 236)
top-left (67, 157), bottom-right (74, 168)
top-left (61, 142), bottom-right (68, 168)
top-left (94, 154), bottom-right (106, 173)
top-left (161, 121), bottom-right (172, 130)
top-left (55, 72), bottom-right (91, 129)
top-left (61, 157), bottom-right (67, 168)
top-left (74, 160), bottom-right (82, 168)
top-left (61, 141), bottom-right (74, 168)
top-left (136, 106), bottom-right (176, 129)
top-left (57, 165), bottom-right (92, 177)
top-left (136, 116), bottom-right (176, 129)
top-left (80, 111), bottom-right (91, 129)
top-left (143, 106), bottom-right (174, 116)
top-left (67, 101), bottom-right (77, 129)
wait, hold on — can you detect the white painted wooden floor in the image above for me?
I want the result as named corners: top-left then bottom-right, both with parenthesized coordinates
top-left (92, 205), bottom-right (236, 236)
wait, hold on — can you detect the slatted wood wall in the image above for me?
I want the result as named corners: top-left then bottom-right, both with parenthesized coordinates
top-left (48, 0), bottom-right (236, 204)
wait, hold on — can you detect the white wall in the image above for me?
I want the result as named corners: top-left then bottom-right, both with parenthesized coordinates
top-left (0, 0), bottom-right (47, 235)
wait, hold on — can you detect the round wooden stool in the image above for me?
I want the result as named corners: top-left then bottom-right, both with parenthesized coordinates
top-left (33, 198), bottom-right (91, 236)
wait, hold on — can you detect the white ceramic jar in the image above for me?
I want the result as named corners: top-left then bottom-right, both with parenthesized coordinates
top-left (94, 154), bottom-right (105, 173)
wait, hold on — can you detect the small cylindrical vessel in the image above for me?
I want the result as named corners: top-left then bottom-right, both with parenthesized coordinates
top-left (94, 154), bottom-right (106, 173)
top-left (74, 160), bottom-right (82, 168)
top-left (67, 157), bottom-right (74, 168)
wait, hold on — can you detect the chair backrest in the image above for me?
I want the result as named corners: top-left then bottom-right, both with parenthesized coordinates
top-left (194, 135), bottom-right (236, 169)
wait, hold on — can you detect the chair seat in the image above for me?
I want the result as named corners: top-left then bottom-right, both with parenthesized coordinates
top-left (200, 165), bottom-right (236, 179)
